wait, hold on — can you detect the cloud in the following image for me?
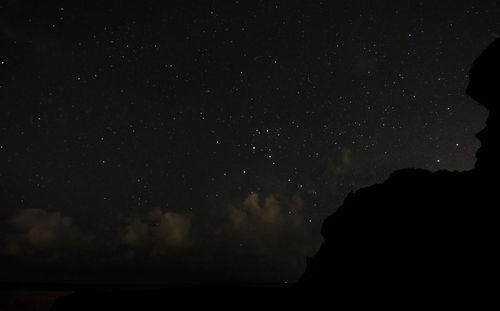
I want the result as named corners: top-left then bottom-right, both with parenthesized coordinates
top-left (227, 193), bottom-right (305, 231)
top-left (220, 192), bottom-right (321, 281)
top-left (122, 209), bottom-right (192, 247)
top-left (122, 219), bottom-right (149, 246)
top-left (325, 149), bottom-right (353, 177)
top-left (0, 196), bottom-right (318, 283)
top-left (228, 193), bottom-right (280, 229)
top-left (2, 208), bottom-right (89, 256)
top-left (156, 212), bottom-right (191, 246)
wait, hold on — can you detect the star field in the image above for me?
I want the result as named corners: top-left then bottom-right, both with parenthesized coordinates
top-left (0, 1), bottom-right (498, 284)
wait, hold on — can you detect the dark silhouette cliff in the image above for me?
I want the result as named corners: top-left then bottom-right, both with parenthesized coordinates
top-left (297, 39), bottom-right (500, 295)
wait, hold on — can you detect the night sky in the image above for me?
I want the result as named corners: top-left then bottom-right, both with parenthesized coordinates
top-left (0, 1), bottom-right (498, 285)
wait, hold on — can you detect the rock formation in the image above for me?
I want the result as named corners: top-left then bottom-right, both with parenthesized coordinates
top-left (297, 39), bottom-right (500, 297)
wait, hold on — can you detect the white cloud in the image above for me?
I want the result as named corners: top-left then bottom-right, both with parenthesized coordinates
top-left (228, 193), bottom-right (304, 230)
top-left (122, 209), bottom-right (192, 247)
top-left (3, 208), bottom-right (89, 255)
top-left (326, 148), bottom-right (353, 176)
top-left (156, 212), bottom-right (191, 246)
top-left (123, 219), bottom-right (149, 246)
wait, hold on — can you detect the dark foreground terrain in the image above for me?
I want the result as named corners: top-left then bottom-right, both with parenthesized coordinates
top-left (297, 38), bottom-right (500, 295)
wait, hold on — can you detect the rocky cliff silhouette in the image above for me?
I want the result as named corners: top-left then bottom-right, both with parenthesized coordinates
top-left (297, 39), bottom-right (500, 295)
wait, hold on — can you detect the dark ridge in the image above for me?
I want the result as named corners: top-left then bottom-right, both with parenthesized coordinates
top-left (297, 39), bottom-right (500, 296)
